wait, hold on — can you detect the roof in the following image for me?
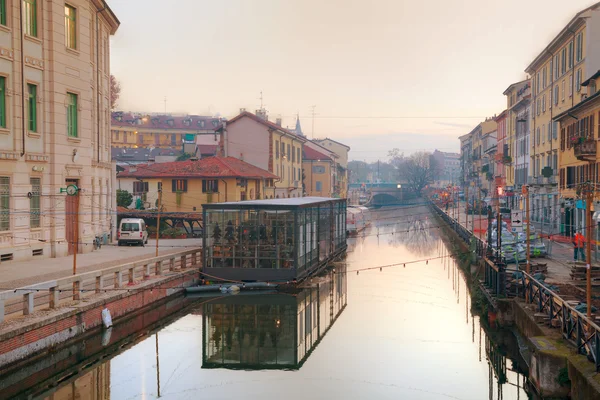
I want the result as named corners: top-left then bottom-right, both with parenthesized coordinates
top-left (525, 2), bottom-right (600, 72)
top-left (111, 112), bottom-right (222, 131)
top-left (197, 145), bottom-right (218, 156)
top-left (203, 196), bottom-right (345, 209)
top-left (314, 138), bottom-right (351, 150)
top-left (553, 90), bottom-right (600, 121)
top-left (117, 207), bottom-right (202, 220)
top-left (226, 112), bottom-right (307, 142)
top-left (303, 146), bottom-right (333, 161)
top-left (112, 147), bottom-right (182, 162)
top-left (502, 80), bottom-right (529, 95)
top-left (582, 69), bottom-right (600, 87)
top-left (117, 156), bottom-right (278, 179)
top-left (93, 0), bottom-right (120, 34)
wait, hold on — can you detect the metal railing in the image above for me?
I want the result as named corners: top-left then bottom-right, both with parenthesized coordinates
top-left (524, 272), bottom-right (600, 371)
top-left (0, 248), bottom-right (201, 323)
top-left (429, 198), bottom-right (600, 371)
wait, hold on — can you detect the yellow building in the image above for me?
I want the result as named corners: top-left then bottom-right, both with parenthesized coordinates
top-left (111, 112), bottom-right (221, 150)
top-left (503, 80), bottom-right (530, 190)
top-left (525, 2), bottom-right (600, 229)
top-left (555, 72), bottom-right (600, 236)
top-left (302, 144), bottom-right (337, 197)
top-left (223, 110), bottom-right (307, 198)
top-left (117, 157), bottom-right (277, 213)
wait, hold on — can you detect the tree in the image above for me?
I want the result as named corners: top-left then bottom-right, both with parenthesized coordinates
top-left (116, 189), bottom-right (133, 208)
top-left (110, 75), bottom-right (121, 110)
top-left (176, 153), bottom-right (193, 161)
top-left (389, 150), bottom-right (436, 195)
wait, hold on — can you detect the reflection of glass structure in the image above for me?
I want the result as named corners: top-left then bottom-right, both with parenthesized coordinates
top-left (202, 197), bottom-right (347, 281)
top-left (202, 267), bottom-right (347, 369)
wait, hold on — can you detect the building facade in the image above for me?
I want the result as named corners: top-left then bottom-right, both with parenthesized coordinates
top-left (494, 110), bottom-right (508, 196)
top-left (0, 0), bottom-right (119, 261)
top-left (117, 157), bottom-right (278, 212)
top-left (431, 150), bottom-right (460, 187)
top-left (111, 112), bottom-right (221, 150)
top-left (312, 138), bottom-right (350, 198)
top-left (525, 2), bottom-right (600, 231)
top-left (555, 72), bottom-right (600, 236)
top-left (302, 143), bottom-right (337, 197)
top-left (222, 110), bottom-right (306, 198)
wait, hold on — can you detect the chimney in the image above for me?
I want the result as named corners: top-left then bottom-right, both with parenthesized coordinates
top-left (239, 108), bottom-right (246, 114)
top-left (256, 109), bottom-right (268, 121)
top-left (275, 117), bottom-right (282, 126)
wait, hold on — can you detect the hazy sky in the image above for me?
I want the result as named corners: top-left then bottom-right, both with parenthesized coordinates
top-left (109, 0), bottom-right (595, 161)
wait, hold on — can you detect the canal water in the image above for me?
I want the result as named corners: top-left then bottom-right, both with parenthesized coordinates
top-left (1, 206), bottom-right (537, 400)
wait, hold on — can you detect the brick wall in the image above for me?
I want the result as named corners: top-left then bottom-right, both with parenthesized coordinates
top-left (0, 271), bottom-right (198, 370)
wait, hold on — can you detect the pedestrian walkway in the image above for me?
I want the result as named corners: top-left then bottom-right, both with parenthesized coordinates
top-left (0, 238), bottom-right (200, 290)
top-left (442, 201), bottom-right (577, 282)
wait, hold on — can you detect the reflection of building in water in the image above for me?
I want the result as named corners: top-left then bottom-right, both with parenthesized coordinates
top-left (42, 361), bottom-right (110, 400)
top-left (203, 269), bottom-right (347, 369)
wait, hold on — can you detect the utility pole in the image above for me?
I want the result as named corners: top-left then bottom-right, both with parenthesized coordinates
top-left (525, 185), bottom-right (530, 275)
top-left (155, 188), bottom-right (163, 257)
top-left (586, 185), bottom-right (593, 320)
top-left (72, 194), bottom-right (79, 301)
top-left (310, 105), bottom-right (317, 139)
top-left (466, 185), bottom-right (470, 234)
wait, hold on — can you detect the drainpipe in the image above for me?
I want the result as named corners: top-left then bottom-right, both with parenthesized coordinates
top-left (19, 0), bottom-right (25, 156)
top-left (96, 2), bottom-right (107, 162)
top-left (220, 179), bottom-right (228, 202)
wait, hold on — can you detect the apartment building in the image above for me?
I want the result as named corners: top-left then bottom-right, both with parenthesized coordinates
top-left (494, 110), bottom-right (508, 195)
top-left (313, 138), bottom-right (350, 198)
top-left (222, 110), bottom-right (306, 198)
top-left (431, 150), bottom-right (460, 187)
top-left (0, 0), bottom-right (119, 261)
top-left (525, 2), bottom-right (600, 230)
top-left (111, 112), bottom-right (221, 150)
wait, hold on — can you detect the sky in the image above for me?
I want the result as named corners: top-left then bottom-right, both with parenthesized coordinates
top-left (108, 0), bottom-right (597, 162)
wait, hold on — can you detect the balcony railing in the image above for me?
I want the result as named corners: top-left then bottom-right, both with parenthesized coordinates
top-left (574, 138), bottom-right (597, 161)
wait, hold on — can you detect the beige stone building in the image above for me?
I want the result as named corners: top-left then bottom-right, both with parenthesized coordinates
top-left (0, 0), bottom-right (119, 261)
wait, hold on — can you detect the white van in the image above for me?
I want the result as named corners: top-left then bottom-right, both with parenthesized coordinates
top-left (118, 218), bottom-right (148, 246)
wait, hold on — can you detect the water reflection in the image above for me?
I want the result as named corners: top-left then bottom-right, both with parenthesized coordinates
top-left (203, 268), bottom-right (347, 370)
top-left (0, 206), bottom-right (543, 400)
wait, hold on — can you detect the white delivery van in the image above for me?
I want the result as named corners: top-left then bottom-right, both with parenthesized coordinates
top-left (118, 218), bottom-right (148, 246)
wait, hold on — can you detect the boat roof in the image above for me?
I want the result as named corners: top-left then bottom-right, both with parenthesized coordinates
top-left (203, 196), bottom-right (345, 210)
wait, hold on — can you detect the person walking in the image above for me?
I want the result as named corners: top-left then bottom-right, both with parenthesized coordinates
top-left (573, 231), bottom-right (586, 261)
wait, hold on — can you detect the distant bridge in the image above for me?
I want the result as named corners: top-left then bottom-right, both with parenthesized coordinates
top-left (364, 186), bottom-right (418, 207)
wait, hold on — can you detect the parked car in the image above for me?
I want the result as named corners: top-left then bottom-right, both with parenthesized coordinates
top-left (118, 218), bottom-right (149, 246)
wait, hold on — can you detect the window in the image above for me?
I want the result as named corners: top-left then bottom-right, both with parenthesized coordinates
top-left (312, 165), bottom-right (325, 174)
top-left (280, 142), bottom-right (284, 158)
top-left (548, 122), bottom-right (552, 142)
top-left (536, 73), bottom-right (540, 93)
top-left (315, 181), bottom-right (322, 192)
top-left (554, 86), bottom-right (559, 105)
top-left (569, 78), bottom-right (573, 96)
top-left (287, 144), bottom-right (291, 160)
top-left (536, 127), bottom-right (540, 145)
top-left (542, 95), bottom-right (546, 112)
top-left (275, 140), bottom-right (279, 159)
top-left (30, 177), bottom-right (40, 228)
top-left (0, 177), bottom-right (8, 231)
top-left (0, 76), bottom-right (5, 129)
top-left (554, 54), bottom-right (559, 79)
top-left (27, 84), bottom-right (37, 132)
top-left (0, 0), bottom-right (6, 26)
top-left (292, 145), bottom-right (295, 162)
top-left (202, 179), bottom-right (218, 193)
top-left (562, 80), bottom-right (565, 101)
top-left (171, 179), bottom-right (188, 192)
top-left (297, 148), bottom-right (300, 163)
top-left (568, 41), bottom-right (573, 69)
top-left (561, 48), bottom-right (566, 75)
top-left (67, 92), bottom-right (78, 137)
top-left (553, 122), bottom-right (558, 140)
top-left (542, 67), bottom-right (547, 88)
top-left (576, 32), bottom-right (583, 62)
top-left (65, 5), bottom-right (76, 49)
top-left (542, 125), bottom-right (545, 143)
top-left (133, 181), bottom-right (148, 194)
top-left (23, 0), bottom-right (37, 37)
top-left (576, 69), bottom-right (582, 92)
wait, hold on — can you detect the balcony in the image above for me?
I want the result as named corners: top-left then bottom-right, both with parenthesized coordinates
top-left (573, 138), bottom-right (597, 161)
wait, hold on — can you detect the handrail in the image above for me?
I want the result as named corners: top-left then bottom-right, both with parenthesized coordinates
top-left (0, 248), bottom-right (201, 322)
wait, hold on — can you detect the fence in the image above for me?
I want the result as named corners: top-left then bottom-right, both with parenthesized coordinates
top-left (429, 199), bottom-right (600, 371)
top-left (0, 248), bottom-right (201, 323)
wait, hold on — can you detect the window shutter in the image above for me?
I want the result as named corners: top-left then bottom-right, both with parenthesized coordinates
top-left (202, 180), bottom-right (206, 193)
top-left (172, 180), bottom-right (176, 192)
top-left (214, 180), bottom-right (218, 192)
top-left (184, 180), bottom-right (188, 192)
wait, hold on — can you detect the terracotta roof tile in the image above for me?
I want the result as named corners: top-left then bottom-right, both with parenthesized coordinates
top-left (303, 146), bottom-right (332, 161)
top-left (227, 112), bottom-right (307, 141)
top-left (117, 156), bottom-right (278, 180)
